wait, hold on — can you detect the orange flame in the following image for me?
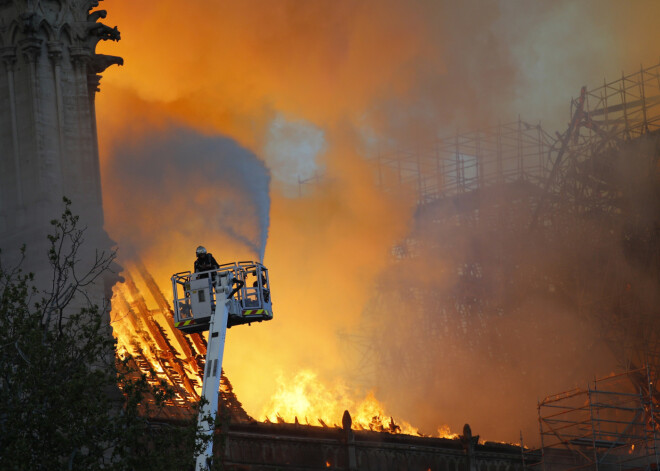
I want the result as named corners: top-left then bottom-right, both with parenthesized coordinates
top-left (261, 369), bottom-right (455, 437)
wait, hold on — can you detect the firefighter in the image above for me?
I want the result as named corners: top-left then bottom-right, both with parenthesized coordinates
top-left (194, 246), bottom-right (243, 298)
top-left (194, 246), bottom-right (219, 273)
top-left (253, 271), bottom-right (270, 303)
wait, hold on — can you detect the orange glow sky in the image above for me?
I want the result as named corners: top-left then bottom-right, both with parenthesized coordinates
top-left (96, 0), bottom-right (660, 440)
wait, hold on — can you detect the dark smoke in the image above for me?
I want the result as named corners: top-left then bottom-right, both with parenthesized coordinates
top-left (104, 125), bottom-right (270, 272)
top-left (354, 131), bottom-right (660, 445)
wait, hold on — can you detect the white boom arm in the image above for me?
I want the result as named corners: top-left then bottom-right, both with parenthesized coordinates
top-left (195, 277), bottom-right (230, 471)
top-left (171, 262), bottom-right (273, 469)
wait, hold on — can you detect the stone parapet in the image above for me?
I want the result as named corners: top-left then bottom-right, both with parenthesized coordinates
top-left (218, 418), bottom-right (530, 471)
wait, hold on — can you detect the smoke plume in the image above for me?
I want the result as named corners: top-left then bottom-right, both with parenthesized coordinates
top-left (103, 125), bottom-right (270, 275)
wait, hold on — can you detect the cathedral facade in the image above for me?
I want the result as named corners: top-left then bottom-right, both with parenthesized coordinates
top-left (0, 0), bottom-right (121, 295)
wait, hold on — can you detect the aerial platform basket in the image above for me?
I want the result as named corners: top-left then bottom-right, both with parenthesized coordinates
top-left (171, 261), bottom-right (273, 334)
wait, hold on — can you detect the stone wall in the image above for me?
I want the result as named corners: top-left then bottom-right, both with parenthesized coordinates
top-left (218, 419), bottom-right (529, 471)
top-left (0, 0), bottom-right (121, 298)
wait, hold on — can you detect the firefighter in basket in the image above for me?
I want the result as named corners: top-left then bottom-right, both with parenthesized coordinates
top-left (193, 245), bottom-right (243, 297)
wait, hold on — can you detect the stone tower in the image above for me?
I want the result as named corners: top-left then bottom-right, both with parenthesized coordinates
top-left (0, 0), bottom-right (121, 290)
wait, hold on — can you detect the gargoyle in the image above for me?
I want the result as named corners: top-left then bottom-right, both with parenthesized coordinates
top-left (89, 53), bottom-right (123, 74)
top-left (87, 23), bottom-right (120, 42)
top-left (85, 1), bottom-right (100, 12)
top-left (88, 10), bottom-right (107, 23)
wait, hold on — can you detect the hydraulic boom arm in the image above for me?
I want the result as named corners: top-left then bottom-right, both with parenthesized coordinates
top-left (195, 275), bottom-right (230, 471)
top-left (170, 261), bottom-right (273, 470)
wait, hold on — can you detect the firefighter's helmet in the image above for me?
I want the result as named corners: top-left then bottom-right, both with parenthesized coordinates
top-left (196, 246), bottom-right (207, 257)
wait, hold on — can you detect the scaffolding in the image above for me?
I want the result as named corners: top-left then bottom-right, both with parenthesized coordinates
top-left (375, 118), bottom-right (556, 205)
top-left (372, 63), bottom-right (660, 214)
top-left (534, 63), bottom-right (660, 224)
top-left (535, 367), bottom-right (660, 471)
top-left (575, 63), bottom-right (660, 141)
